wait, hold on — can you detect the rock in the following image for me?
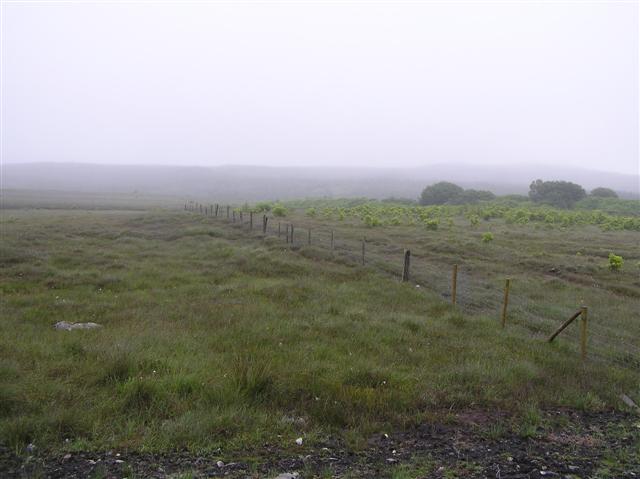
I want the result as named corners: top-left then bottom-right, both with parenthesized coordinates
top-left (295, 437), bottom-right (303, 446)
top-left (216, 460), bottom-right (224, 468)
top-left (55, 321), bottom-right (102, 331)
top-left (274, 474), bottom-right (299, 479)
top-left (26, 443), bottom-right (35, 453)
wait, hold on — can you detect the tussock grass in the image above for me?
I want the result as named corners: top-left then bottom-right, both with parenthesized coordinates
top-left (0, 209), bottom-right (637, 455)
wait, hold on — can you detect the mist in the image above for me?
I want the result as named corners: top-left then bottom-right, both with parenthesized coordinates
top-left (3, 1), bottom-right (639, 177)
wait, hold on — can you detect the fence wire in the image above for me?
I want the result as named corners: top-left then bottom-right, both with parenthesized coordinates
top-left (187, 206), bottom-right (639, 370)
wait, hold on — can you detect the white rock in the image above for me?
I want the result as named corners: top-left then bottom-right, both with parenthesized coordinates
top-left (55, 321), bottom-right (102, 331)
top-left (216, 460), bottom-right (224, 468)
top-left (295, 437), bottom-right (303, 446)
top-left (274, 474), bottom-right (299, 479)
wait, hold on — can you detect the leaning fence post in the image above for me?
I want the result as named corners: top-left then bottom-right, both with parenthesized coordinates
top-left (263, 215), bottom-right (268, 234)
top-left (402, 250), bottom-right (411, 282)
top-left (361, 238), bottom-right (365, 265)
top-left (501, 279), bottom-right (511, 328)
top-left (215, 204), bottom-right (219, 217)
top-left (452, 264), bottom-right (458, 305)
top-left (580, 307), bottom-right (588, 361)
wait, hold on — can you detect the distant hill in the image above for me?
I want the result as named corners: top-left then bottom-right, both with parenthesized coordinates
top-left (2, 162), bottom-right (638, 201)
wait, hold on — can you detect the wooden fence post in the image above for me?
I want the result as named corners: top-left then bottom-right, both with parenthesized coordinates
top-left (232, 210), bottom-right (236, 223)
top-left (263, 215), bottom-right (268, 234)
top-left (580, 307), bottom-right (588, 361)
top-left (249, 211), bottom-right (253, 231)
top-left (215, 204), bottom-right (219, 217)
top-left (278, 222), bottom-right (281, 238)
top-left (290, 224), bottom-right (294, 244)
top-left (451, 264), bottom-right (458, 305)
top-left (402, 250), bottom-right (410, 282)
top-left (361, 238), bottom-right (365, 265)
top-left (226, 205), bottom-right (230, 219)
top-left (501, 279), bottom-right (511, 328)
top-left (548, 309), bottom-right (583, 343)
top-left (330, 230), bottom-right (334, 250)
top-left (239, 211), bottom-right (243, 224)
top-left (308, 229), bottom-right (311, 245)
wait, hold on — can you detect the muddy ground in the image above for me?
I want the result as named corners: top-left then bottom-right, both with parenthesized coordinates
top-left (2, 410), bottom-right (638, 478)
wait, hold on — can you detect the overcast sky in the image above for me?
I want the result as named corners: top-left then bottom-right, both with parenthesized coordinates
top-left (2, 1), bottom-right (638, 174)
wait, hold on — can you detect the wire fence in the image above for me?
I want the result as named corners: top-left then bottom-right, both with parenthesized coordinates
top-left (185, 202), bottom-right (640, 370)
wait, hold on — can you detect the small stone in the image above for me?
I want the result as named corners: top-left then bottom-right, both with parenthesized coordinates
top-left (63, 454), bottom-right (72, 461)
top-left (54, 321), bottom-right (102, 331)
top-left (386, 458), bottom-right (397, 463)
top-left (115, 459), bottom-right (124, 464)
top-left (216, 461), bottom-right (224, 468)
top-left (507, 457), bottom-right (513, 462)
top-left (26, 443), bottom-right (35, 453)
top-left (295, 437), bottom-right (303, 446)
top-left (568, 465), bottom-right (579, 471)
top-left (274, 474), bottom-right (299, 479)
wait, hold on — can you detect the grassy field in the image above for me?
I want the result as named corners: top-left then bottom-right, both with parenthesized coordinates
top-left (1, 197), bottom-right (640, 477)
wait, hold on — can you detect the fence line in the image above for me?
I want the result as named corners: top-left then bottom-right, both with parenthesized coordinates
top-left (183, 203), bottom-right (638, 367)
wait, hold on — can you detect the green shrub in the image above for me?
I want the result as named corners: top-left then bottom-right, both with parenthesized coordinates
top-left (424, 219), bottom-right (439, 230)
top-left (468, 214), bottom-right (480, 227)
top-left (481, 232), bottom-right (494, 243)
top-left (272, 204), bottom-right (287, 217)
top-left (306, 207), bottom-right (317, 217)
top-left (254, 201), bottom-right (272, 212)
top-left (608, 253), bottom-right (623, 271)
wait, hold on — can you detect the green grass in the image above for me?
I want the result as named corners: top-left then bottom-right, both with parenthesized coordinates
top-left (1, 207), bottom-right (638, 456)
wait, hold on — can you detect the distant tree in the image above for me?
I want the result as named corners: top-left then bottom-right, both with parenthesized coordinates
top-left (457, 189), bottom-right (496, 204)
top-left (590, 187), bottom-right (618, 198)
top-left (528, 179), bottom-right (586, 208)
top-left (419, 182), bottom-right (464, 205)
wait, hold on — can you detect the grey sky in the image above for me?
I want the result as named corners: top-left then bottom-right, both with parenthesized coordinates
top-left (2, 1), bottom-right (638, 174)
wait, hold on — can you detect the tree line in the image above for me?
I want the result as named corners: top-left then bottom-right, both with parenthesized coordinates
top-left (419, 180), bottom-right (618, 208)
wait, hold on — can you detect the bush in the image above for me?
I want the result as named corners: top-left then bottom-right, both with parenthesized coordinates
top-left (482, 232), bottom-right (494, 243)
top-left (468, 215), bottom-right (480, 227)
top-left (306, 207), bottom-right (317, 217)
top-left (529, 179), bottom-right (586, 208)
top-left (254, 202), bottom-right (272, 212)
top-left (424, 219), bottom-right (439, 230)
top-left (272, 204), bottom-right (287, 217)
top-left (363, 215), bottom-right (381, 227)
top-left (608, 253), bottom-right (623, 271)
top-left (590, 187), bottom-right (618, 199)
top-left (419, 182), bottom-right (464, 205)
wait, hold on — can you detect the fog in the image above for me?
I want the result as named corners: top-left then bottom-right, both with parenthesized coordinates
top-left (2, 1), bottom-right (638, 178)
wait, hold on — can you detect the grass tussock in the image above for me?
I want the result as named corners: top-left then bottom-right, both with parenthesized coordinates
top-left (0, 208), bottom-right (637, 454)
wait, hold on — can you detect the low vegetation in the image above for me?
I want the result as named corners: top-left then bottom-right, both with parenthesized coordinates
top-left (1, 201), bottom-right (639, 464)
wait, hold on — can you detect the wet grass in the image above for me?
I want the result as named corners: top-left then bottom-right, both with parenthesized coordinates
top-left (0, 208), bottom-right (638, 456)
